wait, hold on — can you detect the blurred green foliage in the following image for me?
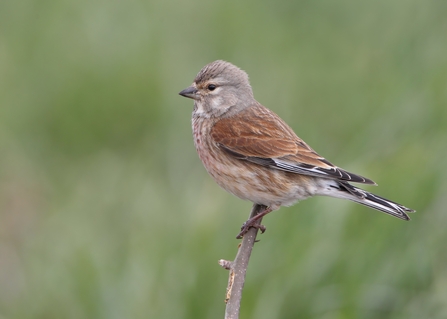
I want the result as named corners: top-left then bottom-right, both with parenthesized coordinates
top-left (0, 0), bottom-right (446, 318)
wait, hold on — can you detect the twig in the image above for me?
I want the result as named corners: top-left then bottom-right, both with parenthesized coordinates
top-left (219, 204), bottom-right (266, 319)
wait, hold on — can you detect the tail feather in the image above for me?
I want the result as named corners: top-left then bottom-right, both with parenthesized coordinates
top-left (328, 181), bottom-right (415, 220)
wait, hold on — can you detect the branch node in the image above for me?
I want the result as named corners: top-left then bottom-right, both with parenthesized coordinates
top-left (218, 259), bottom-right (233, 270)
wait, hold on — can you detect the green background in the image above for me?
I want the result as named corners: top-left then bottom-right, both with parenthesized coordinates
top-left (1, 0), bottom-right (446, 318)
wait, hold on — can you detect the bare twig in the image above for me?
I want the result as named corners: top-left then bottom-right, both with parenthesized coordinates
top-left (220, 204), bottom-right (266, 319)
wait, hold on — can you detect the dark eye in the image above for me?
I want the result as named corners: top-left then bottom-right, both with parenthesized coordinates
top-left (207, 84), bottom-right (217, 91)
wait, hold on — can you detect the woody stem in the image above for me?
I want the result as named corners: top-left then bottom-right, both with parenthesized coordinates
top-left (222, 203), bottom-right (266, 319)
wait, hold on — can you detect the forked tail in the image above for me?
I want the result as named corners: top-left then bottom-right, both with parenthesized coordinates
top-left (327, 181), bottom-right (415, 220)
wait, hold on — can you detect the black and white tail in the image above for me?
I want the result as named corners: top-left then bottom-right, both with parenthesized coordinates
top-left (325, 181), bottom-right (415, 220)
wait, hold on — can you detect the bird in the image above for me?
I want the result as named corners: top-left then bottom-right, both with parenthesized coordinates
top-left (179, 60), bottom-right (415, 238)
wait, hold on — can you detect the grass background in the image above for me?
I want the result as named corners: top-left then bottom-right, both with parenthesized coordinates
top-left (1, 0), bottom-right (446, 318)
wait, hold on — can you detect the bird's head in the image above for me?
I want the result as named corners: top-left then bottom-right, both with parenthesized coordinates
top-left (179, 60), bottom-right (255, 118)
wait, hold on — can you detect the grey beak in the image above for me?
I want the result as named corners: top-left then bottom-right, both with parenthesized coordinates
top-left (179, 86), bottom-right (198, 99)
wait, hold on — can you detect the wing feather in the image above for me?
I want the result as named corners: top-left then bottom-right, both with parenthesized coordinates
top-left (211, 104), bottom-right (376, 185)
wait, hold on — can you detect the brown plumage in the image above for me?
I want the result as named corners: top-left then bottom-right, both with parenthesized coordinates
top-left (211, 104), bottom-right (376, 184)
top-left (179, 60), bottom-right (415, 238)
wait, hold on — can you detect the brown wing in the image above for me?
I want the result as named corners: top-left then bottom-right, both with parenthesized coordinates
top-left (211, 103), bottom-right (376, 185)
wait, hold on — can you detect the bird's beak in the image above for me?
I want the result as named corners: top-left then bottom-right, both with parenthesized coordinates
top-left (179, 86), bottom-right (199, 100)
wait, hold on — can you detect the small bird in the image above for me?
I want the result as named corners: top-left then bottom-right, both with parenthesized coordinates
top-left (179, 60), bottom-right (415, 238)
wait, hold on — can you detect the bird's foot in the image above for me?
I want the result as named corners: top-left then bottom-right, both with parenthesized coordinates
top-left (236, 222), bottom-right (266, 239)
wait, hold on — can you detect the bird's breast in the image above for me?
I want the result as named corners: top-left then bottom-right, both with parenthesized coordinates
top-left (192, 116), bottom-right (218, 171)
top-left (191, 116), bottom-right (317, 207)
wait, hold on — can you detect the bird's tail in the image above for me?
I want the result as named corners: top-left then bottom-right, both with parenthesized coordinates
top-left (323, 181), bottom-right (415, 220)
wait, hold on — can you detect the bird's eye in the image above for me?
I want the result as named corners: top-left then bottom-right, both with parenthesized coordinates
top-left (207, 84), bottom-right (217, 91)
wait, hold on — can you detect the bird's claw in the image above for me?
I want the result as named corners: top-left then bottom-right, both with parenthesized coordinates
top-left (236, 222), bottom-right (266, 239)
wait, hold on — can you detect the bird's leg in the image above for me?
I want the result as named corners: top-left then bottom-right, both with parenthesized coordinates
top-left (236, 206), bottom-right (273, 239)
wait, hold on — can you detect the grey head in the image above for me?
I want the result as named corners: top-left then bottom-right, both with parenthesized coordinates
top-left (179, 60), bottom-right (255, 118)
